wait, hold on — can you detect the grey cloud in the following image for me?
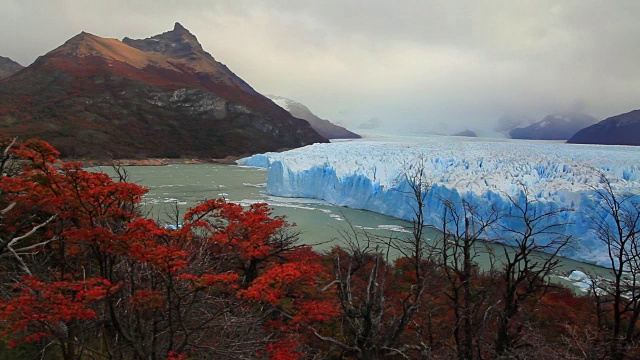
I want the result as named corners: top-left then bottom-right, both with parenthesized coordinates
top-left (1, 0), bottom-right (639, 135)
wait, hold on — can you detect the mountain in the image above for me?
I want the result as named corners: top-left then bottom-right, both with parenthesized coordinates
top-left (0, 23), bottom-right (326, 159)
top-left (0, 56), bottom-right (23, 79)
top-left (509, 113), bottom-right (598, 140)
top-left (567, 110), bottom-right (640, 146)
top-left (267, 95), bottom-right (360, 139)
top-left (451, 129), bottom-right (477, 137)
top-left (493, 113), bottom-right (534, 136)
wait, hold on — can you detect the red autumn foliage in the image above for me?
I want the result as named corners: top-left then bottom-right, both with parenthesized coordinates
top-left (165, 351), bottom-right (189, 360)
top-left (0, 138), bottom-right (337, 359)
top-left (183, 198), bottom-right (287, 262)
top-left (1, 138), bottom-right (635, 359)
top-left (0, 276), bottom-right (115, 347)
top-left (265, 337), bottom-right (303, 360)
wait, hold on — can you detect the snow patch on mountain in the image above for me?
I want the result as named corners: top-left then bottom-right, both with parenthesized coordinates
top-left (270, 97), bottom-right (290, 110)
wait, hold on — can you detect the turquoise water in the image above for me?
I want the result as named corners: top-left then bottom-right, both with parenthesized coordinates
top-left (94, 164), bottom-right (422, 251)
top-left (92, 163), bottom-right (610, 287)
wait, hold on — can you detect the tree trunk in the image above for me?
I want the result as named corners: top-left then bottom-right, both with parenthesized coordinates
top-left (462, 218), bottom-right (474, 360)
top-left (358, 348), bottom-right (383, 360)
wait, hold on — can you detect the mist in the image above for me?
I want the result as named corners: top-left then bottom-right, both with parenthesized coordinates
top-left (1, 0), bottom-right (639, 135)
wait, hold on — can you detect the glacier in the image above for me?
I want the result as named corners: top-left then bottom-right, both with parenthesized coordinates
top-left (238, 137), bottom-right (640, 265)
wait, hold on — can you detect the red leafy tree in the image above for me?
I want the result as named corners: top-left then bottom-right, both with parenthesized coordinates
top-left (0, 138), bottom-right (337, 360)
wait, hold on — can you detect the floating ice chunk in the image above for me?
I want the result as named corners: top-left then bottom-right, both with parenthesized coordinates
top-left (377, 225), bottom-right (412, 233)
top-left (567, 270), bottom-right (589, 282)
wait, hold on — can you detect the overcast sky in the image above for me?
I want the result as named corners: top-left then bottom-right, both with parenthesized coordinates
top-left (1, 0), bottom-right (639, 135)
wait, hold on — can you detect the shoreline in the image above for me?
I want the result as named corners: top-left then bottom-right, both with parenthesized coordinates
top-left (77, 156), bottom-right (241, 167)
top-left (76, 152), bottom-right (610, 276)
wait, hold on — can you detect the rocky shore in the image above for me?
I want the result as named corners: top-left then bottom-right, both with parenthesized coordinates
top-left (79, 156), bottom-right (241, 167)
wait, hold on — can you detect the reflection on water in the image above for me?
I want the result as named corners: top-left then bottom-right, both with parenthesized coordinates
top-left (92, 163), bottom-right (610, 289)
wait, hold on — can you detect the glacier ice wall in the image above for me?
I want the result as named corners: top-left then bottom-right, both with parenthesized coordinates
top-left (238, 138), bottom-right (640, 265)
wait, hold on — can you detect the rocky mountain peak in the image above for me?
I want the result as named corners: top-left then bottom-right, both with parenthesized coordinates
top-left (267, 94), bottom-right (360, 139)
top-left (57, 31), bottom-right (100, 51)
top-left (0, 55), bottom-right (24, 79)
top-left (0, 23), bottom-right (327, 159)
top-left (173, 22), bottom-right (187, 32)
top-left (509, 112), bottom-right (597, 140)
top-left (46, 31), bottom-right (121, 59)
top-left (41, 31), bottom-right (167, 71)
top-left (121, 23), bottom-right (258, 92)
top-left (123, 22), bottom-right (206, 59)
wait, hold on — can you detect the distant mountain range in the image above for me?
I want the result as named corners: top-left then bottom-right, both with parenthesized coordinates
top-left (0, 23), bottom-right (326, 159)
top-left (452, 129), bottom-right (477, 137)
top-left (509, 113), bottom-right (598, 140)
top-left (494, 113), bottom-right (534, 136)
top-left (267, 95), bottom-right (360, 139)
top-left (0, 56), bottom-right (23, 79)
top-left (2, 23), bottom-right (638, 151)
top-left (568, 110), bottom-right (640, 146)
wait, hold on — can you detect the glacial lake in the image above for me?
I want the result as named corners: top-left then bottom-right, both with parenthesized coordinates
top-left (93, 163), bottom-right (611, 288)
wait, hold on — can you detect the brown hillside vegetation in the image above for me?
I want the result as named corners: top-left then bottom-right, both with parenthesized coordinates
top-left (0, 23), bottom-right (326, 159)
top-left (1, 139), bottom-right (639, 359)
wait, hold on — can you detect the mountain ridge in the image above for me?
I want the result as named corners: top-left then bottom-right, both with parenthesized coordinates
top-left (0, 24), bottom-right (327, 159)
top-left (452, 129), bottom-right (477, 137)
top-left (567, 109), bottom-right (640, 146)
top-left (268, 95), bottom-right (360, 139)
top-left (0, 56), bottom-right (24, 79)
top-left (509, 113), bottom-right (597, 140)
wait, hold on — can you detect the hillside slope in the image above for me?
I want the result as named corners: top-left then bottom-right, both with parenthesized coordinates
top-left (0, 56), bottom-right (23, 79)
top-left (0, 23), bottom-right (326, 159)
top-left (268, 95), bottom-right (360, 139)
top-left (568, 110), bottom-right (640, 146)
top-left (510, 113), bottom-right (597, 140)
